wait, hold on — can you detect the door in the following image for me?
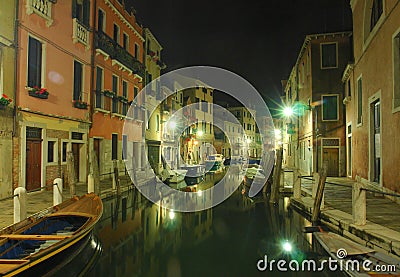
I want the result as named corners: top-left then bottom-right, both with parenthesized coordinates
top-left (372, 101), bottom-right (381, 183)
top-left (26, 140), bottom-right (41, 191)
top-left (72, 143), bottom-right (80, 181)
top-left (323, 148), bottom-right (339, 177)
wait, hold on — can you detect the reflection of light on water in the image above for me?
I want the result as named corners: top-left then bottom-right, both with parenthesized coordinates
top-left (284, 197), bottom-right (290, 212)
top-left (197, 190), bottom-right (202, 197)
top-left (169, 210), bottom-right (175, 220)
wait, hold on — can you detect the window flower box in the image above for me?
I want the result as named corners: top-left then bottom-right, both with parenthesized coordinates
top-left (28, 87), bottom-right (49, 99)
top-left (118, 95), bottom-right (129, 103)
top-left (102, 90), bottom-right (116, 98)
top-left (73, 100), bottom-right (88, 109)
top-left (0, 94), bottom-right (12, 109)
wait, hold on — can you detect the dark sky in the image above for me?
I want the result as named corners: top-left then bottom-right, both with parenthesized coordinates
top-left (129, 0), bottom-right (352, 108)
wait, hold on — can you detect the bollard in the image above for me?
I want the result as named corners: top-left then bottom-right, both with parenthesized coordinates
top-left (53, 178), bottom-right (63, 206)
top-left (88, 174), bottom-right (94, 194)
top-left (14, 187), bottom-right (27, 224)
top-left (293, 169), bottom-right (301, 198)
top-left (352, 180), bottom-right (366, 225)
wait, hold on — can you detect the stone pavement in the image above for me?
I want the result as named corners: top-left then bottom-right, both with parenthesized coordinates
top-left (0, 175), bottom-right (134, 229)
top-left (288, 174), bottom-right (400, 257)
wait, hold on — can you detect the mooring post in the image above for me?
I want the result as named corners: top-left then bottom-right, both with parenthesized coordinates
top-left (14, 187), bottom-right (27, 224)
top-left (293, 168), bottom-right (301, 198)
top-left (352, 177), bottom-right (366, 225)
top-left (312, 172), bottom-right (319, 199)
top-left (53, 178), bottom-right (63, 206)
top-left (311, 161), bottom-right (328, 224)
top-left (88, 174), bottom-right (94, 193)
top-left (270, 147), bottom-right (283, 204)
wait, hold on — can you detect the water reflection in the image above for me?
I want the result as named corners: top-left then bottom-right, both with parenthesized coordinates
top-left (88, 180), bottom-right (343, 276)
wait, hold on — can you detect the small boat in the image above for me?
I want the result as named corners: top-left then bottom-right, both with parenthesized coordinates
top-left (179, 164), bottom-right (205, 177)
top-left (0, 193), bottom-right (103, 277)
top-left (167, 169), bottom-right (188, 183)
top-left (205, 154), bottom-right (225, 172)
top-left (241, 164), bottom-right (271, 197)
top-left (313, 231), bottom-right (400, 276)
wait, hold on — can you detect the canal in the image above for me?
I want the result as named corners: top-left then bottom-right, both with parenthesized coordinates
top-left (86, 174), bottom-right (344, 277)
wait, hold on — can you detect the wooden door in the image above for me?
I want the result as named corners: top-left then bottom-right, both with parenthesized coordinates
top-left (26, 140), bottom-right (41, 191)
top-left (72, 143), bottom-right (80, 181)
top-left (323, 148), bottom-right (339, 177)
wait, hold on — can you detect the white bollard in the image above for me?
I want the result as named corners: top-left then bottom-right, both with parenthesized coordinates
top-left (352, 180), bottom-right (366, 225)
top-left (88, 174), bottom-right (94, 193)
top-left (53, 178), bottom-right (63, 206)
top-left (14, 187), bottom-right (27, 223)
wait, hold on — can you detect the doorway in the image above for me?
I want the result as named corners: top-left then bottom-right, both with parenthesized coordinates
top-left (72, 143), bottom-right (80, 182)
top-left (26, 139), bottom-right (42, 191)
top-left (371, 100), bottom-right (381, 183)
top-left (323, 148), bottom-right (339, 177)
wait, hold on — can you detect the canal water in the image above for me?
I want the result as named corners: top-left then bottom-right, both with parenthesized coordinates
top-left (87, 174), bottom-right (344, 277)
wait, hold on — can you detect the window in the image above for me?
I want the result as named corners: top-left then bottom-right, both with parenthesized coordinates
top-left (62, 142), bottom-right (68, 162)
top-left (321, 42), bottom-right (337, 68)
top-left (48, 141), bottom-right (56, 163)
top-left (134, 43), bottom-right (139, 59)
top-left (370, 0), bottom-right (383, 31)
top-left (72, 0), bottom-right (90, 28)
top-left (97, 9), bottom-right (105, 32)
top-left (357, 77), bottom-right (363, 124)
top-left (95, 67), bottom-right (103, 109)
top-left (156, 115), bottom-right (160, 131)
top-left (28, 37), bottom-right (42, 88)
top-left (201, 100), bottom-right (208, 112)
top-left (247, 124), bottom-right (251, 130)
top-left (122, 81), bottom-right (128, 115)
top-left (147, 73), bottom-right (152, 86)
top-left (113, 23), bottom-right (120, 44)
top-left (112, 75), bottom-right (119, 113)
top-left (122, 134), bottom-right (127, 159)
top-left (322, 95), bottom-right (339, 121)
top-left (123, 33), bottom-right (129, 50)
top-left (112, 134), bottom-right (118, 160)
top-left (347, 79), bottom-right (351, 97)
top-left (73, 60), bottom-right (83, 101)
top-left (393, 32), bottom-right (400, 110)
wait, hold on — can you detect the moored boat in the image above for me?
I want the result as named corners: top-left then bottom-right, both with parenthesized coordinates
top-left (167, 169), bottom-right (188, 183)
top-left (0, 193), bottom-right (103, 277)
top-left (205, 154), bottom-right (225, 172)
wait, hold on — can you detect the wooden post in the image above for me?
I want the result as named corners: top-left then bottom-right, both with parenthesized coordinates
top-left (53, 178), bottom-right (63, 205)
top-left (312, 172), bottom-right (320, 199)
top-left (113, 160), bottom-right (120, 195)
top-left (293, 168), bottom-right (301, 198)
top-left (352, 179), bottom-right (366, 225)
top-left (88, 174), bottom-right (94, 193)
top-left (270, 148), bottom-right (283, 203)
top-left (91, 150), bottom-right (101, 195)
top-left (14, 187), bottom-right (27, 223)
top-left (66, 151), bottom-right (76, 196)
top-left (311, 161), bottom-right (328, 224)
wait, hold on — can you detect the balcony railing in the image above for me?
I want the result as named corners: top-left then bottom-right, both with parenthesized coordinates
top-left (95, 31), bottom-right (145, 78)
top-left (72, 18), bottom-right (90, 49)
top-left (26, 0), bottom-right (53, 26)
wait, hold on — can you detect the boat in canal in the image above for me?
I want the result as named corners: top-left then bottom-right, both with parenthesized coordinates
top-left (205, 154), bottom-right (225, 172)
top-left (0, 193), bottom-right (103, 277)
top-left (313, 231), bottom-right (400, 276)
top-left (166, 169), bottom-right (188, 183)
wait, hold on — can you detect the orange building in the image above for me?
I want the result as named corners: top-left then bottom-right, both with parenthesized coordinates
top-left (15, 0), bottom-right (94, 191)
top-left (90, 0), bottom-right (145, 179)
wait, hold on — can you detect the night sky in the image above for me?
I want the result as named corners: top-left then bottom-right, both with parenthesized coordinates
top-left (129, 0), bottom-right (352, 110)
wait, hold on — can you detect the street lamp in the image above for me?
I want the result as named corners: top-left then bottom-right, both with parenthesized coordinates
top-left (283, 106), bottom-right (294, 117)
top-left (197, 130), bottom-right (204, 137)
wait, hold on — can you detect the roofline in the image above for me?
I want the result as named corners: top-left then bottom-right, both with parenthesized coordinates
top-left (144, 28), bottom-right (163, 50)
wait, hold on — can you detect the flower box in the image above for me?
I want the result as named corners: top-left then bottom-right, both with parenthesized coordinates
top-left (73, 100), bottom-right (88, 109)
top-left (0, 95), bottom-right (12, 109)
top-left (28, 87), bottom-right (49, 99)
top-left (102, 90), bottom-right (116, 98)
top-left (118, 95), bottom-right (129, 103)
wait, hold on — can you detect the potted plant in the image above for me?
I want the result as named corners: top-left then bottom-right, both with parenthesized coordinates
top-left (73, 99), bottom-right (88, 109)
top-left (28, 86), bottom-right (49, 99)
top-left (102, 90), bottom-right (116, 98)
top-left (0, 94), bottom-right (12, 109)
top-left (118, 95), bottom-right (128, 103)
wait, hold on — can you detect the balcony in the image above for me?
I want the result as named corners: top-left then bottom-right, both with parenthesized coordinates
top-left (26, 0), bottom-right (53, 26)
top-left (72, 18), bottom-right (90, 49)
top-left (95, 31), bottom-right (145, 78)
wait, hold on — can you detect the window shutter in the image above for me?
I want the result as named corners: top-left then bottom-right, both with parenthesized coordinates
top-left (72, 0), bottom-right (77, 18)
top-left (83, 0), bottom-right (90, 27)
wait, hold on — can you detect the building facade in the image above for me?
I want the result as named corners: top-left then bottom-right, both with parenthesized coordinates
top-left (342, 0), bottom-right (400, 193)
top-left (90, 0), bottom-right (145, 178)
top-left (283, 32), bottom-right (352, 177)
top-left (15, 0), bottom-right (94, 191)
top-left (0, 0), bottom-right (16, 198)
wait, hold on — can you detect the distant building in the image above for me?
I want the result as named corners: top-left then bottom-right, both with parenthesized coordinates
top-left (283, 32), bottom-right (352, 176)
top-left (342, 0), bottom-right (400, 192)
top-left (0, 0), bottom-right (16, 198)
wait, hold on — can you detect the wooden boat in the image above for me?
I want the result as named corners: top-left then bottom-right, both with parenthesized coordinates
top-left (313, 231), bottom-right (400, 276)
top-left (167, 169), bottom-right (188, 183)
top-left (205, 154), bottom-right (225, 172)
top-left (0, 193), bottom-right (103, 277)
